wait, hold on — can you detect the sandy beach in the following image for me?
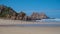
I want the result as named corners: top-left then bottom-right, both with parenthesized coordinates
top-left (0, 19), bottom-right (60, 34)
top-left (0, 26), bottom-right (60, 34)
top-left (0, 0), bottom-right (60, 34)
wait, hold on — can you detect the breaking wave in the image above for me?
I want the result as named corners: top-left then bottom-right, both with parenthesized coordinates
top-left (36, 18), bottom-right (60, 22)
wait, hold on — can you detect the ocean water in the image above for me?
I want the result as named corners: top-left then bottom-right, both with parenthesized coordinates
top-left (16, 19), bottom-right (60, 27)
top-left (16, 24), bottom-right (60, 27)
top-left (0, 19), bottom-right (60, 27)
top-left (0, 24), bottom-right (60, 27)
top-left (36, 19), bottom-right (60, 22)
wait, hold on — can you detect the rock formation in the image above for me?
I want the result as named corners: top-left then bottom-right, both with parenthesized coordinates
top-left (31, 12), bottom-right (49, 20)
top-left (31, 12), bottom-right (40, 20)
top-left (0, 5), bottom-right (49, 20)
top-left (0, 5), bottom-right (17, 19)
top-left (23, 16), bottom-right (31, 21)
top-left (39, 12), bottom-right (49, 19)
top-left (16, 11), bottom-right (26, 20)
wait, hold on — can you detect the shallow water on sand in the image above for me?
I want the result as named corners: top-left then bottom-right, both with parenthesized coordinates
top-left (16, 24), bottom-right (60, 27)
top-left (0, 24), bottom-right (60, 27)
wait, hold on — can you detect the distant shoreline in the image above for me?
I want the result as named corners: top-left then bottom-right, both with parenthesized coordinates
top-left (0, 18), bottom-right (60, 25)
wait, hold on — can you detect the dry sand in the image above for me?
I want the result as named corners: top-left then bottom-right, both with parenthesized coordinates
top-left (0, 26), bottom-right (60, 34)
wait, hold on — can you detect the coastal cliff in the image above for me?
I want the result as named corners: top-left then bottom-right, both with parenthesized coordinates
top-left (0, 5), bottom-right (49, 20)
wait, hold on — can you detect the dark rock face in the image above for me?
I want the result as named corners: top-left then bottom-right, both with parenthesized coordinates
top-left (23, 16), bottom-right (31, 21)
top-left (16, 11), bottom-right (26, 20)
top-left (0, 5), bottom-right (6, 14)
top-left (10, 13), bottom-right (17, 20)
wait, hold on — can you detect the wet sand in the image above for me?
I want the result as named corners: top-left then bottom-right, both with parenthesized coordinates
top-left (0, 26), bottom-right (60, 34)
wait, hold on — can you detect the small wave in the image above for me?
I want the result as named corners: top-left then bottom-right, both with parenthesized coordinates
top-left (35, 19), bottom-right (60, 22)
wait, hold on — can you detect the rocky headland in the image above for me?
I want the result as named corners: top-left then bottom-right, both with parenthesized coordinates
top-left (0, 5), bottom-right (49, 21)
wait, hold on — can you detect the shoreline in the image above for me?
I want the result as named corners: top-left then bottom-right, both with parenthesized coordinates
top-left (0, 19), bottom-right (60, 25)
top-left (0, 24), bottom-right (60, 27)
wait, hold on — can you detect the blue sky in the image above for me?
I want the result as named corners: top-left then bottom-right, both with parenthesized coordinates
top-left (0, 0), bottom-right (60, 18)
